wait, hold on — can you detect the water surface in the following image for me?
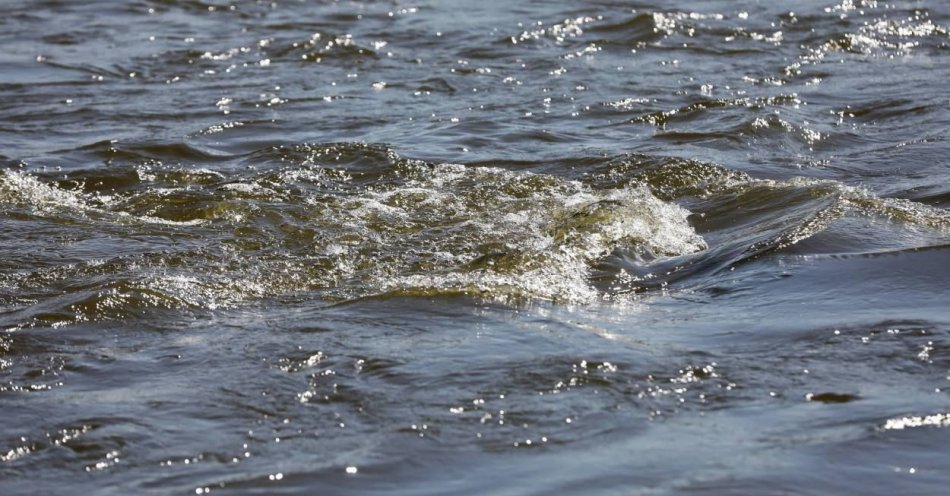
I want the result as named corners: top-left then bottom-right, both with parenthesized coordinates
top-left (2, 0), bottom-right (949, 494)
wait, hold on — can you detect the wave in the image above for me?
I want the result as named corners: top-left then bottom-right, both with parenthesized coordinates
top-left (2, 143), bottom-right (948, 326)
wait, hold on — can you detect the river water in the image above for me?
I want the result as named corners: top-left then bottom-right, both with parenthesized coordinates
top-left (2, 0), bottom-right (949, 494)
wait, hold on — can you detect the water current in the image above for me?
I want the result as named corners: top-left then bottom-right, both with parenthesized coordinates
top-left (2, 0), bottom-right (949, 494)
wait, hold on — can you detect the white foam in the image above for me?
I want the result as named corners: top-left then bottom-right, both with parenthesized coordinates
top-left (327, 163), bottom-right (707, 303)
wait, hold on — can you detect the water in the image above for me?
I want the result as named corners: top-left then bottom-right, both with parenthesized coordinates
top-left (1, 0), bottom-right (949, 493)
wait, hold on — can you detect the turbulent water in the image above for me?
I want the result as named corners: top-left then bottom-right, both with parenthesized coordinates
top-left (2, 0), bottom-right (949, 494)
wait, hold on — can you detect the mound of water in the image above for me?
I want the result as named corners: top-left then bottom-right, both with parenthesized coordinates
top-left (3, 142), bottom-right (949, 328)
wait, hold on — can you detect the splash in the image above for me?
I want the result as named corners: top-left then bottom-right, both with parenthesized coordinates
top-left (341, 163), bottom-right (708, 302)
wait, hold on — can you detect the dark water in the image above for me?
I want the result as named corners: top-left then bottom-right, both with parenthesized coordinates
top-left (2, 0), bottom-right (949, 493)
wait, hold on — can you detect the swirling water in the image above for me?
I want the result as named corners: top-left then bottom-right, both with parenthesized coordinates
top-left (1, 0), bottom-right (949, 494)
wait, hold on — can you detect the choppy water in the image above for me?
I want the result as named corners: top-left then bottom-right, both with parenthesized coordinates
top-left (2, 0), bottom-right (949, 494)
